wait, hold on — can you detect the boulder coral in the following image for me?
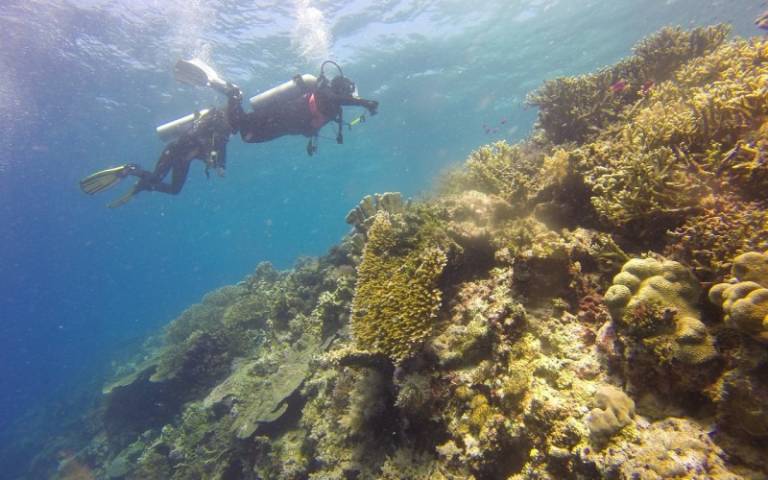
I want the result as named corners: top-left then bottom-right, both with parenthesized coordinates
top-left (585, 385), bottom-right (635, 442)
top-left (604, 257), bottom-right (720, 392)
top-left (709, 250), bottom-right (768, 342)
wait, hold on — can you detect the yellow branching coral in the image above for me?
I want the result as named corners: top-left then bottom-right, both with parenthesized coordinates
top-left (582, 35), bottom-right (768, 228)
top-left (666, 194), bottom-right (768, 281)
top-left (439, 140), bottom-right (545, 208)
top-left (528, 25), bottom-right (730, 144)
top-left (351, 212), bottom-right (447, 363)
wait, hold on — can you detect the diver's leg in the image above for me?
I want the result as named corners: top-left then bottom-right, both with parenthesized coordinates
top-left (133, 141), bottom-right (190, 194)
top-left (150, 158), bottom-right (192, 195)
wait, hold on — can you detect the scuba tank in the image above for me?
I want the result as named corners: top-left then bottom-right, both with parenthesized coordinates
top-left (248, 74), bottom-right (317, 114)
top-left (155, 74), bottom-right (318, 143)
top-left (156, 109), bottom-right (211, 142)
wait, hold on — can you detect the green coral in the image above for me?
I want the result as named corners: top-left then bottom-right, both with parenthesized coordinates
top-left (351, 211), bottom-right (447, 363)
top-left (709, 250), bottom-right (768, 342)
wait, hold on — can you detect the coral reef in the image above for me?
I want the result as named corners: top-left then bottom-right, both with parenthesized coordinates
top-left (21, 24), bottom-right (768, 480)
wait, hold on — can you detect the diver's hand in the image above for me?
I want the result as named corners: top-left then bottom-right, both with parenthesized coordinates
top-left (364, 100), bottom-right (379, 115)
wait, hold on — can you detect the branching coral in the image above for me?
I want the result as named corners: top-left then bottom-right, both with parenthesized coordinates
top-left (438, 140), bottom-right (546, 209)
top-left (582, 36), bottom-right (768, 230)
top-left (666, 194), bottom-right (768, 281)
top-left (528, 25), bottom-right (730, 145)
top-left (351, 212), bottom-right (447, 363)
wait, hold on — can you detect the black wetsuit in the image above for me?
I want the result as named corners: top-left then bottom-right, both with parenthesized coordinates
top-left (134, 109), bottom-right (233, 194)
top-left (132, 78), bottom-right (378, 195)
top-left (232, 87), bottom-right (378, 143)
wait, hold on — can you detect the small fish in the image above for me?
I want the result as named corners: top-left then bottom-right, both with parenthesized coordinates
top-left (640, 80), bottom-right (655, 95)
top-left (756, 10), bottom-right (768, 30)
top-left (500, 118), bottom-right (508, 125)
top-left (610, 79), bottom-right (629, 94)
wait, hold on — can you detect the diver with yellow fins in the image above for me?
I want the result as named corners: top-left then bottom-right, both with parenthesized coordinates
top-left (80, 59), bottom-right (379, 208)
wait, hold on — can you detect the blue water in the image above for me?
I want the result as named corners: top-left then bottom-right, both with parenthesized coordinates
top-left (0, 0), bottom-right (761, 475)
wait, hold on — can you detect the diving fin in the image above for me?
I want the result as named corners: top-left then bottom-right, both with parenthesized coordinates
top-left (79, 165), bottom-right (135, 195)
top-left (108, 185), bottom-right (139, 209)
top-left (174, 59), bottom-right (227, 90)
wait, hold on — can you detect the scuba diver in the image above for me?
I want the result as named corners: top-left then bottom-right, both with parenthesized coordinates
top-left (80, 60), bottom-right (379, 208)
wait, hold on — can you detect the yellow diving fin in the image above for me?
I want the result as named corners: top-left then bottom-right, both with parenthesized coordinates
top-left (79, 165), bottom-right (134, 195)
top-left (107, 185), bottom-right (139, 209)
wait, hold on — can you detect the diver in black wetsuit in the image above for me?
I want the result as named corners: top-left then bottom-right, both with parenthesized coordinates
top-left (79, 61), bottom-right (379, 208)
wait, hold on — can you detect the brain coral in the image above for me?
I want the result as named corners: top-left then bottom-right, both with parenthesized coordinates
top-left (708, 250), bottom-right (768, 342)
top-left (604, 257), bottom-right (718, 367)
top-left (351, 212), bottom-right (447, 363)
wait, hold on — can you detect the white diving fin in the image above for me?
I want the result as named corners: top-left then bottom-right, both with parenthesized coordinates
top-left (174, 59), bottom-right (227, 90)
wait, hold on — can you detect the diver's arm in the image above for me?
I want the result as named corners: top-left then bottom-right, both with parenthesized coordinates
top-left (323, 90), bottom-right (379, 115)
top-left (339, 96), bottom-right (379, 115)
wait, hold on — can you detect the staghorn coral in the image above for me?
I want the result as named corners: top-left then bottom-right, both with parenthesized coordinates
top-left (709, 250), bottom-right (768, 342)
top-left (438, 140), bottom-right (546, 209)
top-left (666, 194), bottom-right (768, 281)
top-left (528, 25), bottom-right (730, 145)
top-left (604, 257), bottom-right (720, 394)
top-left (581, 35), bottom-right (768, 231)
top-left (351, 211), bottom-right (447, 363)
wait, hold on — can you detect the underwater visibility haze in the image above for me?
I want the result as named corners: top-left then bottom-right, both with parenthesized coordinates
top-left (1, 0), bottom-right (768, 478)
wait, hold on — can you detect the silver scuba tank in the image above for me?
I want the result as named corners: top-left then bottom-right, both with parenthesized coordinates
top-left (248, 74), bottom-right (317, 114)
top-left (155, 74), bottom-right (318, 142)
top-left (155, 109), bottom-right (211, 142)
